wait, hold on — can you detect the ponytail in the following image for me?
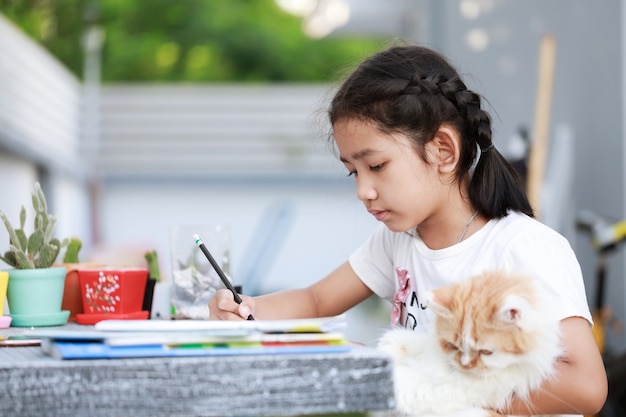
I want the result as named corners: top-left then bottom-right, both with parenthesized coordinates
top-left (470, 146), bottom-right (533, 218)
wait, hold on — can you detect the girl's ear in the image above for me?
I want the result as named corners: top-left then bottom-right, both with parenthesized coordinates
top-left (430, 125), bottom-right (461, 174)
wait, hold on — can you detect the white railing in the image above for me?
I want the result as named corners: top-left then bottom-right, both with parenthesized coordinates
top-left (98, 84), bottom-right (341, 181)
top-left (0, 14), bottom-right (82, 174)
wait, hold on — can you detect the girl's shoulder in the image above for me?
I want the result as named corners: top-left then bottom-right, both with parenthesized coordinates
top-left (488, 210), bottom-right (573, 249)
top-left (493, 210), bottom-right (564, 236)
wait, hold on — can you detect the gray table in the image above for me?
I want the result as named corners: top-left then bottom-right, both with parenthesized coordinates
top-left (0, 325), bottom-right (395, 417)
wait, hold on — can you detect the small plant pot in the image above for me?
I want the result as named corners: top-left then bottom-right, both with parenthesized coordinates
top-left (150, 281), bottom-right (172, 319)
top-left (76, 268), bottom-right (149, 324)
top-left (60, 263), bottom-right (105, 322)
top-left (142, 276), bottom-right (157, 317)
top-left (7, 267), bottom-right (69, 327)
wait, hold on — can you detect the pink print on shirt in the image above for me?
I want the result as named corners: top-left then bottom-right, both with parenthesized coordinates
top-left (391, 267), bottom-right (412, 326)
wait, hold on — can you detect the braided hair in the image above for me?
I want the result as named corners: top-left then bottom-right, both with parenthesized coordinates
top-left (328, 45), bottom-right (532, 219)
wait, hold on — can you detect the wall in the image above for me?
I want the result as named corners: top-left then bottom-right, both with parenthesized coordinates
top-left (95, 180), bottom-right (385, 343)
top-left (0, 153), bottom-right (38, 222)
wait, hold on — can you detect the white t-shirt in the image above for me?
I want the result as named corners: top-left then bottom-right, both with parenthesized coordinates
top-left (349, 211), bottom-right (592, 331)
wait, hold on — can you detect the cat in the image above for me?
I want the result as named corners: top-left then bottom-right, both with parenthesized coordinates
top-left (377, 270), bottom-right (562, 417)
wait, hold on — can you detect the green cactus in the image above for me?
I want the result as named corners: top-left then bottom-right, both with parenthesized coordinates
top-left (62, 237), bottom-right (82, 264)
top-left (144, 250), bottom-right (161, 282)
top-left (0, 182), bottom-right (62, 269)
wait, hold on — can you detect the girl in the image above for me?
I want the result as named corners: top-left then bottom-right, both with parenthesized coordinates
top-left (209, 44), bottom-right (607, 416)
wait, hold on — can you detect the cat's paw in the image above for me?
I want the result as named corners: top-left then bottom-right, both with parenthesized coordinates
top-left (377, 328), bottom-right (424, 363)
top-left (377, 329), bottom-right (407, 359)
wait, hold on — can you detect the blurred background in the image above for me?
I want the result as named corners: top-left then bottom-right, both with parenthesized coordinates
top-left (0, 0), bottom-right (624, 353)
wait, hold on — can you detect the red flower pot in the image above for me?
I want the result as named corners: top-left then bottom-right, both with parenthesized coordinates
top-left (76, 268), bottom-right (149, 324)
top-left (61, 263), bottom-right (105, 322)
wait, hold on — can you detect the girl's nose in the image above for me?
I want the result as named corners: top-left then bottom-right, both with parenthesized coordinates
top-left (356, 179), bottom-right (377, 202)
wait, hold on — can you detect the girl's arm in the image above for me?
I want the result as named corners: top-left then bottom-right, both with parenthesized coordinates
top-left (503, 316), bottom-right (608, 415)
top-left (209, 261), bottom-right (374, 320)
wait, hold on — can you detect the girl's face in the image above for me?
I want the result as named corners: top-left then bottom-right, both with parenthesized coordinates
top-left (334, 118), bottom-right (447, 233)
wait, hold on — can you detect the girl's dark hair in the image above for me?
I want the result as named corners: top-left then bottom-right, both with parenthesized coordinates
top-left (328, 45), bottom-right (533, 219)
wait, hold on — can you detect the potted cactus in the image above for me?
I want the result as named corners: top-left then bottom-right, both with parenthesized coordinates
top-left (145, 249), bottom-right (172, 319)
top-left (0, 182), bottom-right (70, 327)
top-left (60, 236), bottom-right (108, 322)
top-left (142, 250), bottom-right (161, 317)
top-left (0, 182), bottom-right (62, 269)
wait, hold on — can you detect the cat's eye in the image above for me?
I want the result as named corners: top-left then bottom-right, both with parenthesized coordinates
top-left (442, 341), bottom-right (458, 352)
top-left (479, 349), bottom-right (493, 356)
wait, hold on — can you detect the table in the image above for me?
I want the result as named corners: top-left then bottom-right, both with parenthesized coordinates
top-left (0, 325), bottom-right (395, 417)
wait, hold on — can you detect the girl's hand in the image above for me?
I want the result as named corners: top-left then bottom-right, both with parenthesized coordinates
top-left (209, 289), bottom-right (256, 320)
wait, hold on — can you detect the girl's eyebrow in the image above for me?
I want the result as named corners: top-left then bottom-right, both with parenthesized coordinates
top-left (339, 148), bottom-right (377, 163)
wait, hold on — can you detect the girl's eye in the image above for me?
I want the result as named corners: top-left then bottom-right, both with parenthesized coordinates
top-left (346, 163), bottom-right (383, 176)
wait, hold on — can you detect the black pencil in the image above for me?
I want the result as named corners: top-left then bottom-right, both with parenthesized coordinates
top-left (194, 234), bottom-right (255, 320)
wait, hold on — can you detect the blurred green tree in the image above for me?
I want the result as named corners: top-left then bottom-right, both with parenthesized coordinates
top-left (0, 0), bottom-right (388, 82)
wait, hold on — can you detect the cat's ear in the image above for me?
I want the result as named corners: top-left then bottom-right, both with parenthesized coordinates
top-left (497, 294), bottom-right (528, 325)
top-left (425, 288), bottom-right (453, 318)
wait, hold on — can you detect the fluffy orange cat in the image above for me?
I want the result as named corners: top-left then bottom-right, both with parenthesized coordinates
top-left (378, 271), bottom-right (562, 417)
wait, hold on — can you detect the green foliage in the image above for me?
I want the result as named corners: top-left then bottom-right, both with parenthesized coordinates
top-left (0, 182), bottom-right (62, 269)
top-left (62, 236), bottom-right (82, 264)
top-left (0, 0), bottom-right (387, 82)
top-left (144, 250), bottom-right (161, 282)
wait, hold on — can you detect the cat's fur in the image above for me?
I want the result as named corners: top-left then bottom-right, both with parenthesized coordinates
top-left (377, 271), bottom-right (562, 417)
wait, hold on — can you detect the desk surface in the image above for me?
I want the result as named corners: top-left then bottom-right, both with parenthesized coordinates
top-left (0, 325), bottom-right (395, 417)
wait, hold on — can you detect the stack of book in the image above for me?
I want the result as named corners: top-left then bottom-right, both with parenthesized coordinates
top-left (28, 315), bottom-right (351, 360)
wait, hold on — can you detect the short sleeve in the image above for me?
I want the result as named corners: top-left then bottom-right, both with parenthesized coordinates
top-left (349, 225), bottom-right (397, 301)
top-left (501, 223), bottom-right (593, 325)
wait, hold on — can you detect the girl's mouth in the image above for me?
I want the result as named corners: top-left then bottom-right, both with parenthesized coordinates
top-left (368, 209), bottom-right (389, 221)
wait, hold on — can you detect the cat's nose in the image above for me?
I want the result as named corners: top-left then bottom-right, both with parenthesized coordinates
top-left (460, 353), bottom-right (471, 366)
top-left (460, 353), bottom-right (476, 369)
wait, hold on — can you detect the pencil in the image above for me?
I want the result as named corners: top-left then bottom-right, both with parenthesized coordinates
top-left (194, 234), bottom-right (255, 320)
